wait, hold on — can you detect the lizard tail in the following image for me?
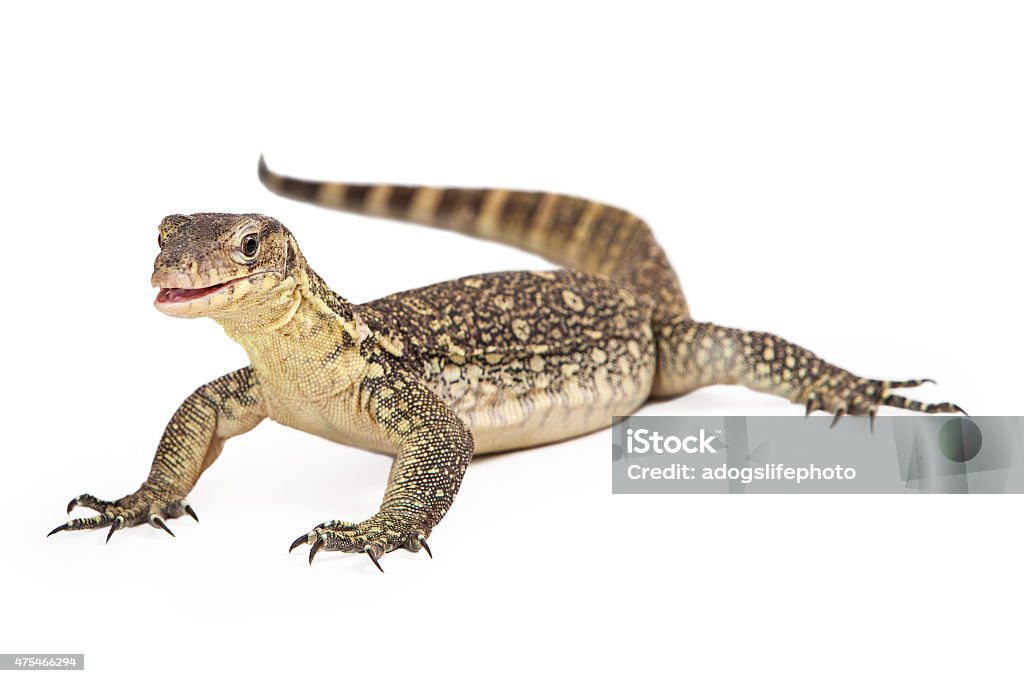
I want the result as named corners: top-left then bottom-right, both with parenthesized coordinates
top-left (258, 156), bottom-right (689, 322)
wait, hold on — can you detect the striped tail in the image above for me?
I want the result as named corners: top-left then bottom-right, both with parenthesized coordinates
top-left (258, 156), bottom-right (689, 322)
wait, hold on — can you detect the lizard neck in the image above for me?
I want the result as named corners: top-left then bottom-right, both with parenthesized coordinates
top-left (214, 262), bottom-right (370, 399)
top-left (213, 279), bottom-right (304, 336)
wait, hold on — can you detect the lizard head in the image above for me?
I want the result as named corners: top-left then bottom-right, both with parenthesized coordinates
top-left (152, 213), bottom-right (297, 319)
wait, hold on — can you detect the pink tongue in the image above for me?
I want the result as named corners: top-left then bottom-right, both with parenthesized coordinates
top-left (157, 283), bottom-right (224, 303)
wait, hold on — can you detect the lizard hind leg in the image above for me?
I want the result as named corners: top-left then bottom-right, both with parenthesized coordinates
top-left (650, 317), bottom-right (965, 419)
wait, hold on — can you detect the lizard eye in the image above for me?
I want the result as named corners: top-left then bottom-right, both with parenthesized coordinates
top-left (241, 233), bottom-right (259, 258)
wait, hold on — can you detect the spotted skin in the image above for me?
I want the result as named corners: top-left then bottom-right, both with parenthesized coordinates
top-left (652, 320), bottom-right (961, 419)
top-left (49, 159), bottom-right (963, 567)
top-left (361, 270), bottom-right (656, 453)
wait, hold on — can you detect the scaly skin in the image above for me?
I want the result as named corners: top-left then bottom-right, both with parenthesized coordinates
top-left (48, 158), bottom-right (964, 570)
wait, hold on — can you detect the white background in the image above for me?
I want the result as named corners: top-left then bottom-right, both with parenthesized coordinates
top-left (2, 2), bottom-right (1022, 681)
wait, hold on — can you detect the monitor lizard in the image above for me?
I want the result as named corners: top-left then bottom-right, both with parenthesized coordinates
top-left (48, 157), bottom-right (964, 570)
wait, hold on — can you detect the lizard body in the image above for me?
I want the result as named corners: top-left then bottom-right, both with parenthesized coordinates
top-left (50, 158), bottom-right (964, 568)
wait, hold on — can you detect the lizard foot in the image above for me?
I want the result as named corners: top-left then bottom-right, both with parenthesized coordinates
top-left (289, 513), bottom-right (432, 572)
top-left (801, 374), bottom-right (965, 431)
top-left (48, 492), bottom-right (198, 543)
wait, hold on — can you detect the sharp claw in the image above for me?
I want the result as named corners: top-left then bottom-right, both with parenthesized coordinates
top-left (418, 534), bottom-right (433, 559)
top-left (289, 535), bottom-right (308, 553)
top-left (184, 504), bottom-right (199, 523)
top-left (308, 536), bottom-right (324, 565)
top-left (953, 404), bottom-right (969, 416)
top-left (805, 399), bottom-right (815, 417)
top-left (48, 523), bottom-right (68, 537)
top-left (922, 378), bottom-right (936, 385)
top-left (830, 409), bottom-right (845, 429)
top-left (66, 498), bottom-right (78, 515)
top-left (151, 515), bottom-right (175, 537)
top-left (105, 516), bottom-right (124, 545)
top-left (868, 409), bottom-right (876, 435)
top-left (365, 545), bottom-right (384, 573)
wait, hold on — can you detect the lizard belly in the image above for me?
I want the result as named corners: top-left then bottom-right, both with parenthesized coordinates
top-left (424, 334), bottom-right (656, 454)
top-left (457, 371), bottom-right (652, 453)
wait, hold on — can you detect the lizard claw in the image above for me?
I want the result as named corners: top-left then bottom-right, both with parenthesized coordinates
top-left (150, 514), bottom-right (175, 537)
top-left (66, 494), bottom-right (108, 516)
top-left (365, 544), bottom-right (384, 573)
top-left (805, 398), bottom-right (816, 417)
top-left (308, 536), bottom-right (324, 565)
top-left (881, 394), bottom-right (965, 415)
top-left (106, 516), bottom-right (125, 544)
top-left (289, 534), bottom-right (308, 553)
top-left (798, 372), bottom-right (964, 425)
top-left (293, 515), bottom-right (432, 570)
top-left (418, 534), bottom-right (433, 559)
top-left (51, 490), bottom-right (198, 542)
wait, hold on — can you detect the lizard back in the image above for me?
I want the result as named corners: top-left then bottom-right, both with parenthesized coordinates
top-left (258, 156), bottom-right (690, 326)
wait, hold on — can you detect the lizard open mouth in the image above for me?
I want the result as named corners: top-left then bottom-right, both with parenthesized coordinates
top-left (156, 282), bottom-right (229, 304)
top-left (155, 274), bottom-right (253, 305)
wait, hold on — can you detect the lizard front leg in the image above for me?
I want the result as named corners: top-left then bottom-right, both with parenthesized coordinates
top-left (291, 373), bottom-right (474, 571)
top-left (652, 318), bottom-right (965, 423)
top-left (49, 367), bottom-right (265, 541)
